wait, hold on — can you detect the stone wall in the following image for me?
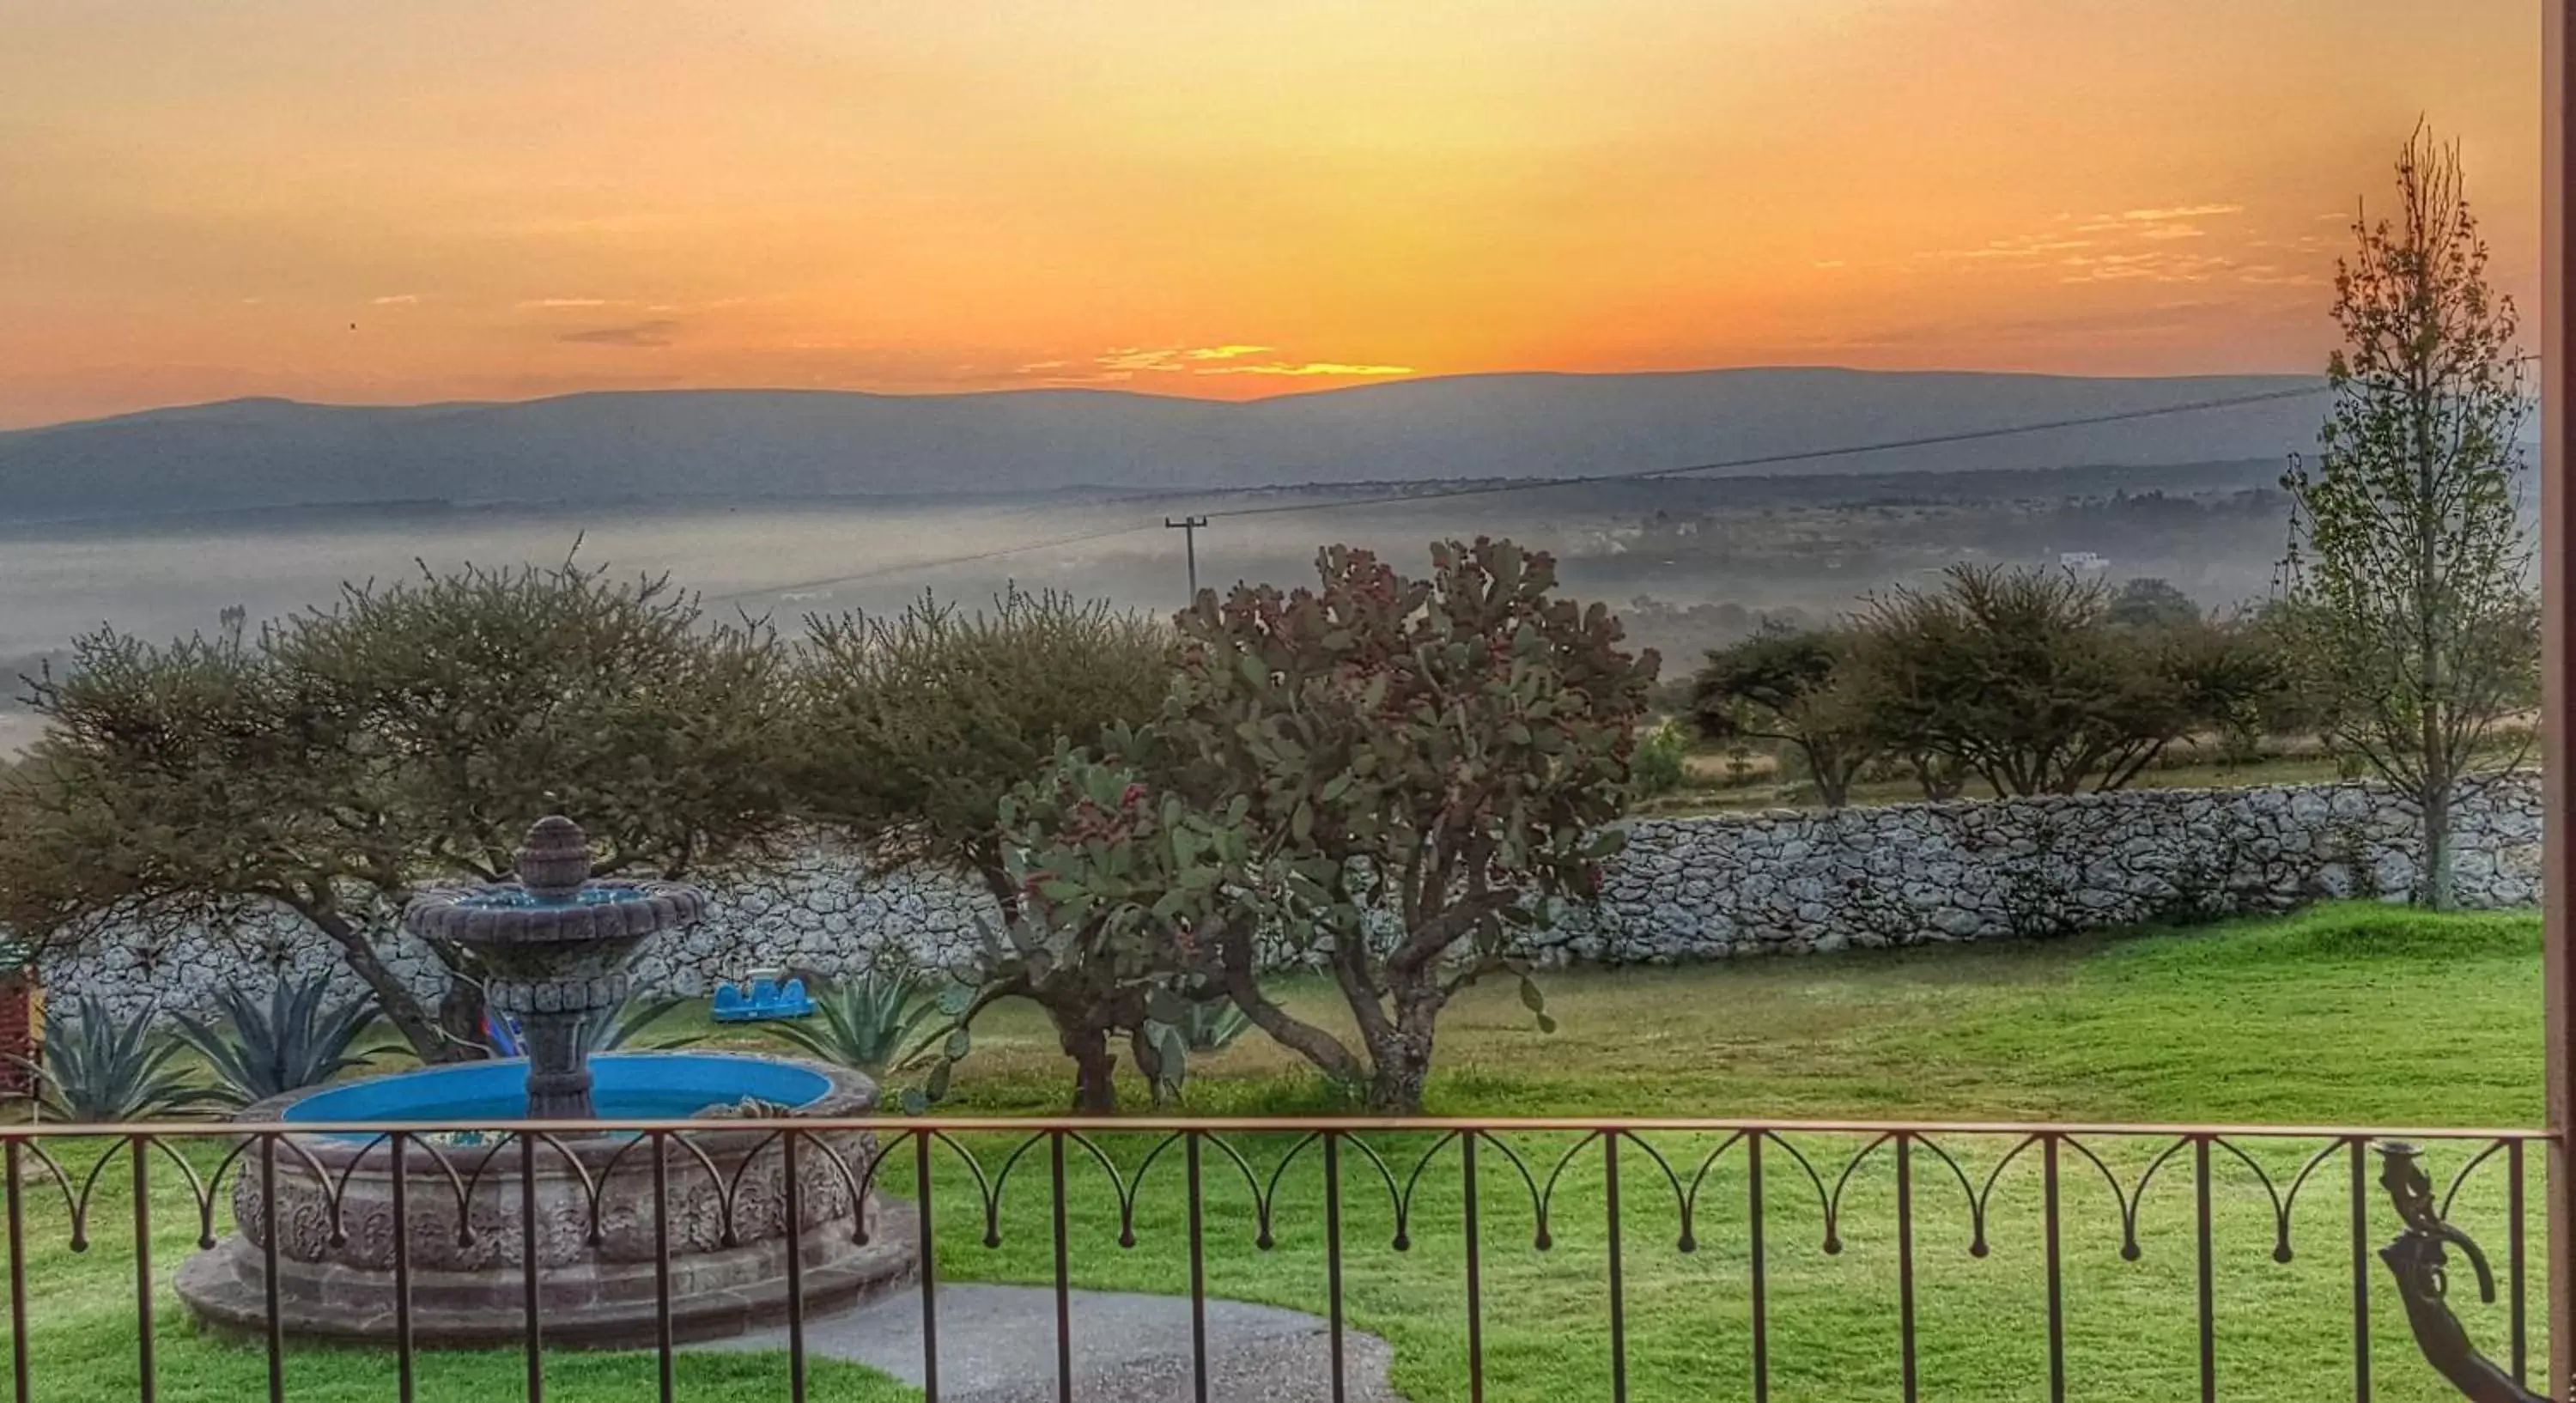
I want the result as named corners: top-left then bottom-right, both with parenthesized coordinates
top-left (35, 778), bottom-right (2543, 1024)
top-left (1527, 776), bottom-right (2542, 964)
top-left (45, 852), bottom-right (999, 1029)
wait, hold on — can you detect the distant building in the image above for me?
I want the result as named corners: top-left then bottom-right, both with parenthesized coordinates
top-left (2058, 551), bottom-right (2109, 572)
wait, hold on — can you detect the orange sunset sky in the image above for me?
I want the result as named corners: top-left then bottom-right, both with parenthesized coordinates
top-left (0, 0), bottom-right (2543, 430)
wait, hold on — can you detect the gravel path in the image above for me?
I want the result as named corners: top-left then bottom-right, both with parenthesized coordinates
top-left (699, 1283), bottom-right (1403, 1402)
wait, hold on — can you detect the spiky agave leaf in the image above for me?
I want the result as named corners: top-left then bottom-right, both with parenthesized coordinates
top-left (15, 994), bottom-right (227, 1122)
top-left (1174, 999), bottom-right (1251, 1053)
top-left (586, 993), bottom-right (705, 1052)
top-left (759, 969), bottom-right (944, 1076)
top-left (1140, 999), bottom-right (1255, 1106)
top-left (169, 975), bottom-right (382, 1108)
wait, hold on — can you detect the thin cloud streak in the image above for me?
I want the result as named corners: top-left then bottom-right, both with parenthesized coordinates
top-left (2118, 203), bottom-right (2245, 221)
top-left (560, 319), bottom-right (680, 348)
top-left (1198, 361), bottom-right (1414, 377)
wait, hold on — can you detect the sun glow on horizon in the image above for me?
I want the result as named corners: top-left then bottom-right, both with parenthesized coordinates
top-left (0, 0), bottom-right (2540, 428)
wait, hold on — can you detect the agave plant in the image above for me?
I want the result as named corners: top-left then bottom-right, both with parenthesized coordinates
top-left (1170, 999), bottom-right (1252, 1054)
top-left (759, 969), bottom-right (944, 1076)
top-left (169, 974), bottom-right (383, 1108)
top-left (13, 994), bottom-right (227, 1121)
top-left (1139, 995), bottom-right (1255, 1106)
top-left (586, 993), bottom-right (704, 1053)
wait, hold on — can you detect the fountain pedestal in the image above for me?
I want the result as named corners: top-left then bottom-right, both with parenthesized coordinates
top-left (489, 955), bottom-right (627, 1118)
top-left (404, 816), bottom-right (692, 1120)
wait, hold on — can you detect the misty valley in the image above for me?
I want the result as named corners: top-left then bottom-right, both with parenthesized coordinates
top-left (0, 452), bottom-right (2310, 750)
top-left (0, 368), bottom-right (2366, 732)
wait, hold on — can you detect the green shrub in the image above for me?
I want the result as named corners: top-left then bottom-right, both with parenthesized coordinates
top-left (1172, 999), bottom-right (1252, 1053)
top-left (1629, 719), bottom-right (1691, 799)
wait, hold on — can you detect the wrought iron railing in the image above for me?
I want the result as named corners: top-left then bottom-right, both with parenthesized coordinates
top-left (0, 1116), bottom-right (2546, 1403)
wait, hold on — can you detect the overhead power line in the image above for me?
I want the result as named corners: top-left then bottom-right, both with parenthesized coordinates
top-left (708, 381), bottom-right (2330, 604)
top-left (708, 520), bottom-right (1151, 605)
top-left (1200, 383), bottom-right (2329, 521)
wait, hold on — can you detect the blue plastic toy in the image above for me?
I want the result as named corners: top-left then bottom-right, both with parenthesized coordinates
top-left (711, 969), bottom-right (815, 1023)
top-left (483, 1011), bottom-right (525, 1057)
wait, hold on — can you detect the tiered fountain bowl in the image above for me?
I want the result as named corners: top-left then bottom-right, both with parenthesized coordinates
top-left (175, 817), bottom-right (918, 1348)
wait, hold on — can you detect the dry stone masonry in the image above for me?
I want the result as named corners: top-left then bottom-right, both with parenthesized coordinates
top-left (40, 779), bottom-right (2543, 1023)
top-left (39, 848), bottom-right (998, 1027)
top-left (1534, 775), bottom-right (2541, 964)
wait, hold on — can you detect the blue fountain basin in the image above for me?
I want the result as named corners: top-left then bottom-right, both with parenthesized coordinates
top-left (277, 1052), bottom-right (835, 1124)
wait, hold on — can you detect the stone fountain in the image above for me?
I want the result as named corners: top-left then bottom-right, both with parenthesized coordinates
top-left (404, 815), bottom-right (697, 1120)
top-left (175, 816), bottom-right (918, 1347)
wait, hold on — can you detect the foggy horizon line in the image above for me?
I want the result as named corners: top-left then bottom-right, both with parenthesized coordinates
top-left (3, 362), bottom-right (2332, 436)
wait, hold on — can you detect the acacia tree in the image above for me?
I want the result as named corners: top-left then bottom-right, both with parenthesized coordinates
top-left (788, 587), bottom-right (1173, 910)
top-left (787, 590), bottom-right (1176, 1112)
top-left (2168, 610), bottom-right (2299, 767)
top-left (1691, 624), bottom-right (1875, 807)
top-left (2105, 579), bottom-right (2204, 629)
top-left (2280, 126), bottom-right (2537, 909)
top-left (1172, 540), bottom-right (1657, 1114)
top-left (1851, 564), bottom-right (2260, 796)
top-left (0, 562), bottom-right (799, 1061)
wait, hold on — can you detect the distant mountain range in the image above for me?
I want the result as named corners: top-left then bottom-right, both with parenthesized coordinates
top-left (0, 368), bottom-right (2332, 523)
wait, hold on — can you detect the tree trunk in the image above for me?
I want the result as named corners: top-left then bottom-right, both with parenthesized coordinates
top-left (2422, 771), bottom-right (2455, 911)
top-left (1060, 1020), bottom-right (1121, 1116)
top-left (1212, 919), bottom-right (1369, 1085)
top-left (1808, 743), bottom-right (1850, 810)
top-left (1365, 1046), bottom-right (1431, 1115)
top-left (437, 975), bottom-right (489, 1058)
top-left (2411, 341), bottom-right (2449, 911)
top-left (306, 908), bottom-right (456, 1063)
top-left (1361, 982), bottom-right (1444, 1115)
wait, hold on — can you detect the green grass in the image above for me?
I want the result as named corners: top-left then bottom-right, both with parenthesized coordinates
top-left (1637, 751), bottom-right (2358, 816)
top-left (2, 902), bottom-right (2549, 1401)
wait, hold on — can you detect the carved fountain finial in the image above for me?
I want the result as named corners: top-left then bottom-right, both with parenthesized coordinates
top-left (513, 814), bottom-right (592, 901)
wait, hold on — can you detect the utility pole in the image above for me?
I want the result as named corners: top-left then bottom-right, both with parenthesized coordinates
top-left (1164, 515), bottom-right (1208, 600)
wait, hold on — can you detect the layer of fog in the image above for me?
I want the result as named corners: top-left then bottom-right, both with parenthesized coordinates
top-left (0, 464), bottom-right (2306, 742)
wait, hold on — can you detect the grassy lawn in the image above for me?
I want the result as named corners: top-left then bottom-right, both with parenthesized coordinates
top-left (0, 902), bottom-right (2548, 1401)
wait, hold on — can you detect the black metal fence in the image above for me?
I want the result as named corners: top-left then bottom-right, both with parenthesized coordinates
top-left (0, 1117), bottom-right (2543, 1403)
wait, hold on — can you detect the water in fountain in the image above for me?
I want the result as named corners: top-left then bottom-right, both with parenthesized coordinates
top-left (175, 814), bottom-right (919, 1345)
top-left (402, 816), bottom-right (707, 1118)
